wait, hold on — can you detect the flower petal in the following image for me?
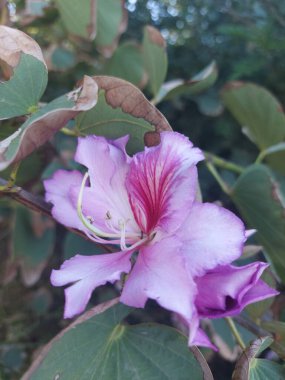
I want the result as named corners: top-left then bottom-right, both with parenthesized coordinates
top-left (195, 262), bottom-right (278, 318)
top-left (74, 135), bottom-right (139, 235)
top-left (51, 251), bottom-right (132, 318)
top-left (181, 202), bottom-right (245, 276)
top-left (120, 236), bottom-right (197, 323)
top-left (44, 170), bottom-right (84, 231)
top-left (190, 328), bottom-right (218, 351)
top-left (126, 131), bottom-right (204, 235)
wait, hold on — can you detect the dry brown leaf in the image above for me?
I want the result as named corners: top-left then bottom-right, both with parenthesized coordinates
top-left (0, 76), bottom-right (98, 170)
top-left (0, 25), bottom-right (46, 69)
top-left (92, 75), bottom-right (172, 147)
top-left (232, 337), bottom-right (273, 380)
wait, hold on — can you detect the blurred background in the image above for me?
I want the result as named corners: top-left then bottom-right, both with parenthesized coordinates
top-left (1, 1), bottom-right (285, 378)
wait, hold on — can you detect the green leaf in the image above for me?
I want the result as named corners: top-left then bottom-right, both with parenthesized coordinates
top-left (24, 302), bottom-right (211, 380)
top-left (96, 0), bottom-right (126, 53)
top-left (221, 82), bottom-right (285, 150)
top-left (105, 42), bottom-right (146, 88)
top-left (13, 206), bottom-right (55, 286)
top-left (249, 359), bottom-right (285, 380)
top-left (76, 90), bottom-right (154, 154)
top-left (0, 76), bottom-right (98, 171)
top-left (142, 25), bottom-right (168, 97)
top-left (155, 61), bottom-right (218, 104)
top-left (195, 92), bottom-right (224, 117)
top-left (55, 0), bottom-right (96, 39)
top-left (50, 47), bottom-right (76, 71)
top-left (232, 164), bottom-right (285, 282)
top-left (261, 321), bottom-right (285, 358)
top-left (63, 232), bottom-right (106, 260)
top-left (0, 54), bottom-right (48, 119)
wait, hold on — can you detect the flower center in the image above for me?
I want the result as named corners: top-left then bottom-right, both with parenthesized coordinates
top-left (77, 171), bottom-right (149, 251)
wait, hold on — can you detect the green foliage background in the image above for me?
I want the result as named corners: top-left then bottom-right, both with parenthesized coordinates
top-left (1, 0), bottom-right (285, 379)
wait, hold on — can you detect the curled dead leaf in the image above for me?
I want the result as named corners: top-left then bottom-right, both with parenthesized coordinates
top-left (0, 25), bottom-right (46, 69)
top-left (92, 75), bottom-right (172, 143)
top-left (232, 337), bottom-right (273, 380)
top-left (0, 76), bottom-right (98, 170)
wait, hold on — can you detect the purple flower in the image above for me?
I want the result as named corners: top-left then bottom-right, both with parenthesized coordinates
top-left (44, 132), bottom-right (277, 348)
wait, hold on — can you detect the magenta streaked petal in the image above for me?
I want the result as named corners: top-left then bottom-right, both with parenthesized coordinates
top-left (196, 262), bottom-right (278, 318)
top-left (181, 202), bottom-right (245, 277)
top-left (44, 170), bottom-right (84, 231)
top-left (120, 236), bottom-right (197, 323)
top-left (74, 135), bottom-right (139, 235)
top-left (126, 131), bottom-right (204, 234)
top-left (51, 251), bottom-right (132, 318)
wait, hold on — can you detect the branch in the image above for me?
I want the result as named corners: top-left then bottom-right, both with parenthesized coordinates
top-left (0, 177), bottom-right (113, 253)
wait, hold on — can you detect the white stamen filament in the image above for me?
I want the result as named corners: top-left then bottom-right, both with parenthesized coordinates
top-left (77, 172), bottom-right (145, 251)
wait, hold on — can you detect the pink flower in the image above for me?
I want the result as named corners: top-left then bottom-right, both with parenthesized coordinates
top-left (44, 132), bottom-right (277, 348)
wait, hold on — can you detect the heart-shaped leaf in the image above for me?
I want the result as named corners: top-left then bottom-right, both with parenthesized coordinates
top-left (55, 0), bottom-right (97, 39)
top-left (232, 164), bottom-right (285, 282)
top-left (105, 41), bottom-right (147, 88)
top-left (23, 301), bottom-right (212, 380)
top-left (0, 26), bottom-right (48, 119)
top-left (76, 76), bottom-right (171, 153)
top-left (76, 90), bottom-right (155, 154)
top-left (221, 82), bottom-right (285, 150)
top-left (0, 25), bottom-right (46, 69)
top-left (0, 54), bottom-right (48, 119)
top-left (0, 76), bottom-right (98, 170)
top-left (142, 25), bottom-right (168, 97)
top-left (55, 0), bottom-right (126, 55)
top-left (96, 0), bottom-right (127, 55)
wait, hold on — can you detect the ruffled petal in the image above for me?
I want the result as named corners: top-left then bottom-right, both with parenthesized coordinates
top-left (120, 236), bottom-right (197, 323)
top-left (44, 170), bottom-right (84, 231)
top-left (126, 131), bottom-right (204, 235)
top-left (74, 135), bottom-right (139, 235)
top-left (51, 251), bottom-right (132, 318)
top-left (181, 202), bottom-right (245, 277)
top-left (195, 262), bottom-right (278, 318)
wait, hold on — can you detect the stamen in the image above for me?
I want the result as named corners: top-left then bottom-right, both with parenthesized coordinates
top-left (119, 219), bottom-right (127, 250)
top-left (77, 172), bottom-right (142, 243)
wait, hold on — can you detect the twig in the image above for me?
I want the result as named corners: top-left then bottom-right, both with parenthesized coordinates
top-left (0, 177), bottom-right (114, 253)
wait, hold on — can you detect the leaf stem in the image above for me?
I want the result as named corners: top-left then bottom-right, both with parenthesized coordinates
top-left (60, 127), bottom-right (79, 137)
top-left (205, 161), bottom-right (231, 195)
top-left (204, 152), bottom-right (244, 174)
top-left (0, 162), bottom-right (21, 192)
top-left (225, 317), bottom-right (246, 350)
